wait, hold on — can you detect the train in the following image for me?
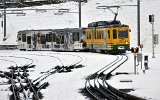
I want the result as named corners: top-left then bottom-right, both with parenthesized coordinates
top-left (17, 20), bottom-right (131, 53)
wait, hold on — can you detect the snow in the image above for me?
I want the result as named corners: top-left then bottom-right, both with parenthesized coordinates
top-left (0, 0), bottom-right (160, 100)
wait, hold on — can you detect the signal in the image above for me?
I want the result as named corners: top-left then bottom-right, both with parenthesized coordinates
top-left (149, 15), bottom-right (154, 22)
top-left (131, 47), bottom-right (139, 53)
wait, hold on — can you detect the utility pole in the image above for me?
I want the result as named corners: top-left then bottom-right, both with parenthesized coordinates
top-left (79, 0), bottom-right (81, 28)
top-left (3, 0), bottom-right (6, 41)
top-left (137, 0), bottom-right (140, 46)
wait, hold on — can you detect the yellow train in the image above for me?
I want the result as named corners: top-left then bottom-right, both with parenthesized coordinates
top-left (82, 21), bottom-right (130, 53)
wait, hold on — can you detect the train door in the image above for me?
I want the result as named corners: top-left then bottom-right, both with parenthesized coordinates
top-left (66, 29), bottom-right (74, 51)
top-left (18, 32), bottom-right (27, 50)
top-left (32, 33), bottom-right (37, 50)
top-left (106, 29), bottom-right (113, 51)
top-left (112, 29), bottom-right (117, 44)
top-left (72, 29), bottom-right (82, 50)
top-left (45, 32), bottom-right (52, 50)
top-left (69, 31), bottom-right (73, 50)
top-left (84, 28), bottom-right (93, 50)
top-left (94, 28), bottom-right (107, 51)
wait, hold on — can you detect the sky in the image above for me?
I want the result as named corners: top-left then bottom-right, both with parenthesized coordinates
top-left (0, 0), bottom-right (160, 100)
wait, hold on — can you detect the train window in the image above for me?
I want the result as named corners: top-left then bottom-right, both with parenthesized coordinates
top-left (89, 32), bottom-right (92, 39)
top-left (73, 32), bottom-right (79, 41)
top-left (102, 30), bottom-right (106, 39)
top-left (118, 30), bottom-right (128, 38)
top-left (83, 31), bottom-right (86, 37)
top-left (22, 34), bottom-right (26, 42)
top-left (27, 36), bottom-right (31, 44)
top-left (56, 36), bottom-right (60, 44)
top-left (100, 31), bottom-right (102, 39)
top-left (89, 32), bottom-right (91, 39)
top-left (18, 34), bottom-right (21, 41)
top-left (94, 31), bottom-right (96, 39)
top-left (55, 35), bottom-right (64, 44)
top-left (97, 30), bottom-right (102, 39)
top-left (87, 31), bottom-right (91, 39)
top-left (96, 31), bottom-right (98, 39)
top-left (86, 32), bottom-right (88, 39)
top-left (113, 29), bottom-right (117, 39)
top-left (41, 35), bottom-right (46, 44)
top-left (97, 31), bottom-right (99, 39)
top-left (46, 34), bottom-right (52, 42)
top-left (108, 30), bottom-right (110, 39)
top-left (61, 36), bottom-right (64, 44)
top-left (32, 34), bottom-right (37, 41)
top-left (52, 34), bottom-right (56, 42)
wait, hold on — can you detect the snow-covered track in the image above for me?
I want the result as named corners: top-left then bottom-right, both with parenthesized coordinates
top-left (31, 52), bottom-right (83, 84)
top-left (85, 55), bottom-right (146, 100)
top-left (0, 55), bottom-right (34, 67)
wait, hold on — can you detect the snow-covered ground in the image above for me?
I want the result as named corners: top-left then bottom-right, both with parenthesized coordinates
top-left (0, 50), bottom-right (116, 100)
top-left (0, 0), bottom-right (160, 100)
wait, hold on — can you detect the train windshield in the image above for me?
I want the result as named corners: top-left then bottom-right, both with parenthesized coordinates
top-left (118, 30), bottom-right (128, 38)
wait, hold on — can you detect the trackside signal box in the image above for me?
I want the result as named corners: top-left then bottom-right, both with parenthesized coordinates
top-left (137, 53), bottom-right (142, 62)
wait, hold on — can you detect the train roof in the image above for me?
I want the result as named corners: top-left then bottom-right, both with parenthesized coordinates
top-left (18, 29), bottom-right (53, 33)
top-left (18, 28), bottom-right (84, 33)
top-left (88, 20), bottom-right (129, 28)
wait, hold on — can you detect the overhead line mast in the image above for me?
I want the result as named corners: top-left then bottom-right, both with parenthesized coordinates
top-left (3, 0), bottom-right (6, 41)
top-left (97, 0), bottom-right (141, 46)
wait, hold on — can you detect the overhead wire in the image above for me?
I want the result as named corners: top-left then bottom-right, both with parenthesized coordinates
top-left (3, 0), bottom-right (138, 28)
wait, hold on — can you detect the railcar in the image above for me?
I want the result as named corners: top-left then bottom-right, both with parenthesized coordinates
top-left (17, 28), bottom-right (84, 51)
top-left (17, 21), bottom-right (130, 53)
top-left (83, 21), bottom-right (130, 53)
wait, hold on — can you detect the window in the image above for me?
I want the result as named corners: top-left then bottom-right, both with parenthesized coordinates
top-left (87, 31), bottom-right (91, 39)
top-left (55, 35), bottom-right (64, 44)
top-left (52, 34), bottom-right (56, 42)
top-left (89, 32), bottom-right (91, 39)
top-left (97, 30), bottom-right (102, 39)
top-left (83, 31), bottom-right (86, 37)
top-left (46, 33), bottom-right (52, 42)
top-left (96, 31), bottom-right (98, 39)
top-left (73, 32), bottom-right (79, 41)
top-left (22, 34), bottom-right (26, 42)
top-left (60, 35), bottom-right (64, 44)
top-left (56, 36), bottom-right (60, 44)
top-left (41, 34), bottom-right (46, 44)
top-left (102, 30), bottom-right (106, 39)
top-left (99, 31), bottom-right (102, 39)
top-left (86, 32), bottom-right (89, 39)
top-left (108, 30), bottom-right (110, 39)
top-left (97, 31), bottom-right (100, 39)
top-left (113, 29), bottom-right (117, 39)
top-left (118, 30), bottom-right (128, 38)
top-left (18, 34), bottom-right (21, 41)
top-left (27, 36), bottom-right (31, 44)
top-left (32, 34), bottom-right (37, 41)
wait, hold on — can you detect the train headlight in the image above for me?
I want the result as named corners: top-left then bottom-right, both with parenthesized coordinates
top-left (125, 41), bottom-right (129, 44)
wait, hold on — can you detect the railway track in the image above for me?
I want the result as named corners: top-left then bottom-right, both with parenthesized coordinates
top-left (0, 52), bottom-right (84, 100)
top-left (85, 55), bottom-right (146, 100)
